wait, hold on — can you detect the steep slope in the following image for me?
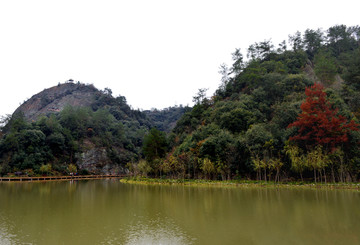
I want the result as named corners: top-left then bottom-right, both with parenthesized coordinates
top-left (14, 82), bottom-right (98, 121)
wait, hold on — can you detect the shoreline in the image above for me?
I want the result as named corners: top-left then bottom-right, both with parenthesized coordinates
top-left (1, 175), bottom-right (359, 190)
top-left (120, 177), bottom-right (360, 190)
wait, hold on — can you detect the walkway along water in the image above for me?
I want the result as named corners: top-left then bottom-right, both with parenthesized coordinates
top-left (0, 175), bottom-right (125, 182)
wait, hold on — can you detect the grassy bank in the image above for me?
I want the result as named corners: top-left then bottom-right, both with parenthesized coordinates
top-left (120, 177), bottom-right (360, 190)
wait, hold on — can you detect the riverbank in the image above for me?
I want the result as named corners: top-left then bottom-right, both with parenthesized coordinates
top-left (120, 177), bottom-right (360, 190)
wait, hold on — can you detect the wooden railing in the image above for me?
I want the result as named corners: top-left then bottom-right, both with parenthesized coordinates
top-left (0, 175), bottom-right (126, 182)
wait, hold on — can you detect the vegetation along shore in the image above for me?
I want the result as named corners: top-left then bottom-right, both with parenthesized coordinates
top-left (120, 177), bottom-right (360, 190)
top-left (1, 24), bottom-right (360, 184)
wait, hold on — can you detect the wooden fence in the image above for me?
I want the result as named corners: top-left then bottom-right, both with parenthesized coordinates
top-left (0, 175), bottom-right (126, 182)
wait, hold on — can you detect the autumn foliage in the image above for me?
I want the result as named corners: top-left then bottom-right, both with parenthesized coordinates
top-left (288, 83), bottom-right (359, 150)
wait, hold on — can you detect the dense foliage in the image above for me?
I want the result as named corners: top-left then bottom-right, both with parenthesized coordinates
top-left (130, 24), bottom-right (360, 182)
top-left (0, 88), bottom-right (185, 176)
top-left (1, 24), bottom-right (360, 182)
top-left (144, 106), bottom-right (191, 132)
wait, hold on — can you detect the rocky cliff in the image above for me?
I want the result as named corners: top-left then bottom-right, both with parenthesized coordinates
top-left (14, 82), bottom-right (98, 121)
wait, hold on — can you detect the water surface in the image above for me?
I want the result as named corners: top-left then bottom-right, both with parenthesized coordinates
top-left (0, 180), bottom-right (359, 244)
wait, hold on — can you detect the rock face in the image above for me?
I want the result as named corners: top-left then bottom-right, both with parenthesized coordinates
top-left (13, 82), bottom-right (98, 121)
top-left (76, 148), bottom-right (126, 175)
top-left (13, 81), bottom-right (127, 175)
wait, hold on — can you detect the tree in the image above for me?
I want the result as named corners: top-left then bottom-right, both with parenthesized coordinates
top-left (285, 143), bottom-right (306, 181)
top-left (68, 164), bottom-right (77, 175)
top-left (217, 63), bottom-right (230, 97)
top-left (200, 158), bottom-right (216, 179)
top-left (304, 145), bottom-right (329, 183)
top-left (303, 28), bottom-right (324, 58)
top-left (142, 128), bottom-right (168, 162)
top-left (327, 25), bottom-right (351, 53)
top-left (219, 63), bottom-right (230, 84)
top-left (288, 31), bottom-right (304, 52)
top-left (314, 51), bottom-right (337, 86)
top-left (40, 164), bottom-right (52, 175)
top-left (277, 40), bottom-right (287, 53)
top-left (252, 156), bottom-right (267, 181)
top-left (247, 40), bottom-right (274, 60)
top-left (268, 157), bottom-right (283, 183)
top-left (231, 48), bottom-right (244, 75)
top-left (343, 48), bottom-right (360, 89)
top-left (219, 108), bottom-right (253, 133)
top-left (137, 159), bottom-right (152, 177)
top-left (288, 83), bottom-right (359, 151)
top-left (0, 114), bottom-right (12, 131)
top-left (192, 88), bottom-right (208, 105)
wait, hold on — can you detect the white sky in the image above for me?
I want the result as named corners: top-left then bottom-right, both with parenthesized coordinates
top-left (0, 0), bottom-right (359, 116)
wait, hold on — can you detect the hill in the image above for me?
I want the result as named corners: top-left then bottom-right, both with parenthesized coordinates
top-left (135, 24), bottom-right (360, 182)
top-left (1, 24), bottom-right (359, 182)
top-left (0, 82), bottom-right (185, 176)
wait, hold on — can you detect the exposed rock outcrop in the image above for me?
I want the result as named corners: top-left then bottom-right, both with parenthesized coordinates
top-left (12, 81), bottom-right (128, 174)
top-left (76, 148), bottom-right (126, 175)
top-left (14, 82), bottom-right (98, 121)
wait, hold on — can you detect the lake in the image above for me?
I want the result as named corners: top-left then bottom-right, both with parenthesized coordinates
top-left (0, 180), bottom-right (359, 244)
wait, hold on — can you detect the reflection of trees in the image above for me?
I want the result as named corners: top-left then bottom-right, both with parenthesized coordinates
top-left (0, 182), bottom-right (359, 244)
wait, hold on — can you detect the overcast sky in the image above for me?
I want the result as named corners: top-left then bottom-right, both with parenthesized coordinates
top-left (0, 0), bottom-right (359, 116)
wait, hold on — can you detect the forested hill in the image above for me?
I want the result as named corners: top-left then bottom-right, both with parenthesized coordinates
top-left (0, 82), bottom-right (185, 176)
top-left (1, 24), bottom-right (360, 182)
top-left (138, 24), bottom-right (360, 182)
top-left (144, 106), bottom-right (191, 132)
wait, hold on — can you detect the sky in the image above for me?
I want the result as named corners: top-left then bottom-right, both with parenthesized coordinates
top-left (0, 0), bottom-right (359, 116)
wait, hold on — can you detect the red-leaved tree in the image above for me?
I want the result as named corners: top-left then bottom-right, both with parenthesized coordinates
top-left (288, 83), bottom-right (359, 151)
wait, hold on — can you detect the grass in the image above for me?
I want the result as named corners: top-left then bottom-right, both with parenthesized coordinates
top-left (120, 177), bottom-right (360, 190)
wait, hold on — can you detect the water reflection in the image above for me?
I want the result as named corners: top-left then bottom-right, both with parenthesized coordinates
top-left (0, 181), bottom-right (359, 245)
top-left (123, 218), bottom-right (193, 245)
top-left (0, 214), bottom-right (20, 245)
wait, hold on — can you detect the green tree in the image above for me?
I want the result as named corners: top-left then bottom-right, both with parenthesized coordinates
top-left (268, 157), bottom-right (283, 183)
top-left (327, 24), bottom-right (354, 56)
top-left (247, 40), bottom-right (274, 60)
top-left (192, 88), bottom-right (209, 105)
top-left (200, 158), bottom-right (216, 179)
top-left (68, 164), bottom-right (77, 175)
top-left (142, 128), bottom-right (168, 162)
top-left (314, 51), bottom-right (337, 86)
top-left (288, 31), bottom-right (304, 52)
top-left (252, 156), bottom-right (267, 181)
top-left (303, 28), bottom-right (324, 58)
top-left (219, 108), bottom-right (253, 133)
top-left (277, 40), bottom-right (287, 53)
top-left (231, 48), bottom-right (244, 75)
top-left (304, 146), bottom-right (329, 183)
top-left (285, 143), bottom-right (306, 181)
top-left (40, 164), bottom-right (52, 175)
top-left (343, 48), bottom-right (360, 89)
top-left (137, 159), bottom-right (152, 177)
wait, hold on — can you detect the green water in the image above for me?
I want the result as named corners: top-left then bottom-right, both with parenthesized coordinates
top-left (0, 180), bottom-right (359, 245)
